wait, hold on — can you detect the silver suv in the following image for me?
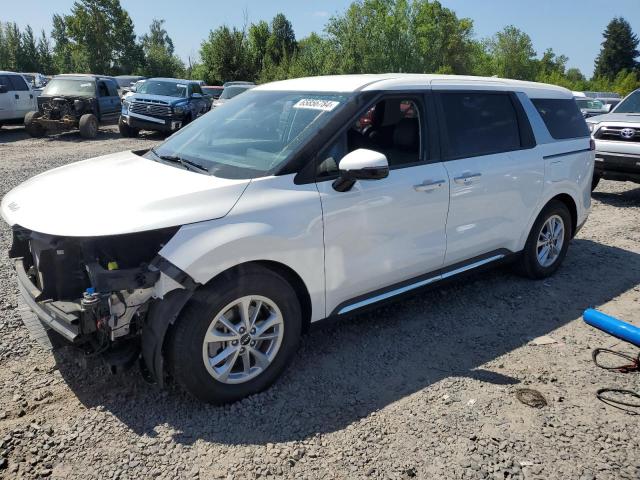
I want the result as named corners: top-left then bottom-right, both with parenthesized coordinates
top-left (586, 89), bottom-right (640, 190)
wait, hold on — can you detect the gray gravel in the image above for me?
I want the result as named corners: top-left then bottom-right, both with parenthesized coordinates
top-left (0, 124), bottom-right (639, 480)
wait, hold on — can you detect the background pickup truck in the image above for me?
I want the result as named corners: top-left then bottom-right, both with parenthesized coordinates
top-left (586, 88), bottom-right (640, 190)
top-left (0, 71), bottom-right (37, 129)
top-left (119, 77), bottom-right (210, 137)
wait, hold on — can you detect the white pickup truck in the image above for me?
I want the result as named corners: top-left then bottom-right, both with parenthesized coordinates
top-left (0, 71), bottom-right (38, 129)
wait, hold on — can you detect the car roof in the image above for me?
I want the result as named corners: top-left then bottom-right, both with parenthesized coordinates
top-left (255, 74), bottom-right (573, 99)
top-left (148, 77), bottom-right (197, 84)
top-left (54, 74), bottom-right (115, 82)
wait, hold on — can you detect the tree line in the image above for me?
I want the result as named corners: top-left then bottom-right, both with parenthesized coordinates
top-left (1, 0), bottom-right (638, 95)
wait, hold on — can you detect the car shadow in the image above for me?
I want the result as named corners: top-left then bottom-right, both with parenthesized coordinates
top-left (0, 126), bottom-right (30, 143)
top-left (53, 238), bottom-right (640, 445)
top-left (592, 184), bottom-right (640, 207)
top-left (0, 125), bottom-right (164, 144)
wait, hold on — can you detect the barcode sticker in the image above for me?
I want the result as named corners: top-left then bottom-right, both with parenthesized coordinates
top-left (293, 99), bottom-right (340, 112)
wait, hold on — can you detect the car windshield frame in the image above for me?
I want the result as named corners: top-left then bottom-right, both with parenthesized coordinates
top-left (613, 90), bottom-right (640, 114)
top-left (147, 89), bottom-right (355, 179)
top-left (137, 80), bottom-right (189, 98)
top-left (42, 78), bottom-right (97, 97)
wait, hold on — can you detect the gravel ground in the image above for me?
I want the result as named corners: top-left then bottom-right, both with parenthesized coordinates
top-left (0, 125), bottom-right (639, 480)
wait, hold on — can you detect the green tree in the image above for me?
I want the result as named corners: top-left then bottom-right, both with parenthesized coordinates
top-left (486, 26), bottom-right (537, 80)
top-left (37, 30), bottom-right (55, 74)
top-left (200, 25), bottom-right (253, 84)
top-left (248, 20), bottom-right (270, 74)
top-left (19, 25), bottom-right (39, 72)
top-left (140, 19), bottom-right (184, 77)
top-left (594, 17), bottom-right (639, 80)
top-left (3, 23), bottom-right (21, 71)
top-left (51, 14), bottom-right (74, 73)
top-left (63, 0), bottom-right (142, 74)
top-left (266, 13), bottom-right (297, 66)
top-left (412, 0), bottom-right (476, 74)
top-left (612, 69), bottom-right (640, 96)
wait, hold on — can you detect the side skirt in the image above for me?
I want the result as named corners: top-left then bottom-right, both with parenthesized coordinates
top-left (328, 249), bottom-right (515, 318)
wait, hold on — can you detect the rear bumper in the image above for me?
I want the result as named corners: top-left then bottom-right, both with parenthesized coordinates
top-left (121, 113), bottom-right (181, 132)
top-left (594, 151), bottom-right (640, 183)
top-left (14, 257), bottom-right (80, 343)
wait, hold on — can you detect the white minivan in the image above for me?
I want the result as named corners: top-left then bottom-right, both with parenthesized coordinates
top-left (1, 74), bottom-right (594, 403)
top-left (0, 71), bottom-right (37, 128)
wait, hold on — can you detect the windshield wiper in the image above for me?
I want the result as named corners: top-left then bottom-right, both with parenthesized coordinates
top-left (150, 148), bottom-right (210, 174)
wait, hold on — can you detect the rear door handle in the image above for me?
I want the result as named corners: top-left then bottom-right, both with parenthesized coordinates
top-left (15, 94), bottom-right (19, 100)
top-left (453, 172), bottom-right (482, 185)
top-left (414, 179), bottom-right (446, 192)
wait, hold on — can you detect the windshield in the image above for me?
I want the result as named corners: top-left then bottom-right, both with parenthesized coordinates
top-left (203, 87), bottom-right (222, 97)
top-left (220, 86), bottom-right (252, 100)
top-left (614, 90), bottom-right (640, 114)
top-left (137, 80), bottom-right (188, 98)
top-left (42, 78), bottom-right (96, 97)
top-left (149, 90), bottom-right (353, 178)
top-left (576, 99), bottom-right (605, 110)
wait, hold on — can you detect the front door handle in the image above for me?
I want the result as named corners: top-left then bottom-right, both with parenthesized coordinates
top-left (414, 179), bottom-right (446, 192)
top-left (15, 94), bottom-right (19, 100)
top-left (453, 172), bottom-right (482, 185)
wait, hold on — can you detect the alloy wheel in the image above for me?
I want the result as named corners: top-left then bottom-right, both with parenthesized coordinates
top-left (536, 214), bottom-right (565, 268)
top-left (201, 295), bottom-right (284, 384)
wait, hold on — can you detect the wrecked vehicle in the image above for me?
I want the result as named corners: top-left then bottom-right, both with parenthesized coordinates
top-left (24, 74), bottom-right (121, 139)
top-left (2, 74), bottom-right (593, 404)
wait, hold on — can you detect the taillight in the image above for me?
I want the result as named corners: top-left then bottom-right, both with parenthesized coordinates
top-left (590, 139), bottom-right (595, 151)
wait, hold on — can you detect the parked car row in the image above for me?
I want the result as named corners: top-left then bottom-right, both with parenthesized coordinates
top-left (0, 70), bottom-right (257, 139)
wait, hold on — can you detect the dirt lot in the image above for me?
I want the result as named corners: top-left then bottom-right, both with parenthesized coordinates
top-left (0, 125), bottom-right (638, 480)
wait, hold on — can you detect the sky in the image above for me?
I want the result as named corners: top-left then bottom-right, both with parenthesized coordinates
top-left (5, 0), bottom-right (640, 78)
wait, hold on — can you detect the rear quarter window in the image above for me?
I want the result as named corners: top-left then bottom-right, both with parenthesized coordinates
top-left (531, 98), bottom-right (589, 139)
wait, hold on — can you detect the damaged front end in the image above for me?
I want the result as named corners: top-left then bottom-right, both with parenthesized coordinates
top-left (37, 96), bottom-right (96, 129)
top-left (10, 225), bottom-right (187, 375)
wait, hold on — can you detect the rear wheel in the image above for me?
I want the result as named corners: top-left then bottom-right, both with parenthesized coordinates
top-left (591, 173), bottom-right (601, 192)
top-left (118, 117), bottom-right (139, 138)
top-left (515, 200), bottom-right (572, 279)
top-left (24, 111), bottom-right (46, 137)
top-left (79, 113), bottom-right (98, 139)
top-left (168, 264), bottom-right (302, 404)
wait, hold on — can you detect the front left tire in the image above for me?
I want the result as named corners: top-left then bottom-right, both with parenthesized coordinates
top-left (79, 113), bottom-right (98, 139)
top-left (167, 264), bottom-right (302, 404)
top-left (24, 111), bottom-right (46, 137)
top-left (118, 117), bottom-right (139, 138)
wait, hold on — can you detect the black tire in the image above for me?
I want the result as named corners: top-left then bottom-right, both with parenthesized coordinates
top-left (168, 264), bottom-right (302, 404)
top-left (24, 111), bottom-right (46, 137)
top-left (591, 174), bottom-right (601, 192)
top-left (78, 113), bottom-right (98, 139)
top-left (118, 117), bottom-right (139, 138)
top-left (515, 200), bottom-right (572, 279)
top-left (182, 114), bottom-right (192, 127)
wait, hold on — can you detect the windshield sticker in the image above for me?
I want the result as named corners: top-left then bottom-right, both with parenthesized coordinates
top-left (80, 83), bottom-right (92, 87)
top-left (176, 84), bottom-right (187, 88)
top-left (293, 99), bottom-right (340, 112)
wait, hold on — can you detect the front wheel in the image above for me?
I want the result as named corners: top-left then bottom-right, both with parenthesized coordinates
top-left (515, 200), bottom-right (572, 279)
top-left (167, 265), bottom-right (302, 404)
top-left (591, 173), bottom-right (601, 192)
top-left (118, 117), bottom-right (139, 138)
top-left (79, 113), bottom-right (98, 139)
top-left (24, 111), bottom-right (46, 137)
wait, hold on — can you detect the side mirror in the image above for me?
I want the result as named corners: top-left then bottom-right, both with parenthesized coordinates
top-left (332, 148), bottom-right (389, 192)
top-left (191, 93), bottom-right (203, 99)
top-left (0, 85), bottom-right (6, 94)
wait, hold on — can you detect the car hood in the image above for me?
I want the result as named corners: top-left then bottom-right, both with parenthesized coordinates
top-left (128, 93), bottom-right (187, 106)
top-left (587, 112), bottom-right (640, 124)
top-left (1, 150), bottom-right (250, 237)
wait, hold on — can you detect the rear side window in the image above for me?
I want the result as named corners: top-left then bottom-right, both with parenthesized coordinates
top-left (438, 92), bottom-right (522, 159)
top-left (531, 99), bottom-right (589, 139)
top-left (8, 75), bottom-right (29, 91)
